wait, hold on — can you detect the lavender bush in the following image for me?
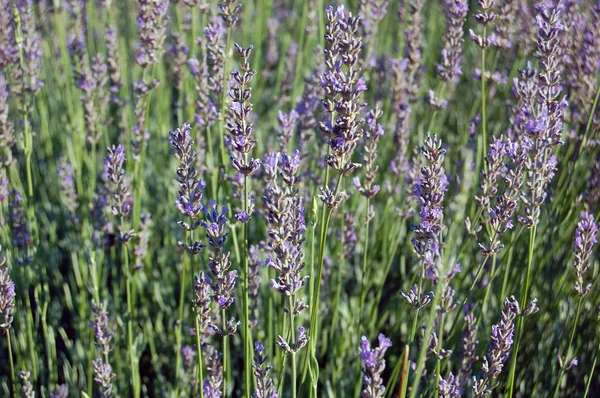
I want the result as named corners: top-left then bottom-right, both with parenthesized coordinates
top-left (0, 0), bottom-right (599, 397)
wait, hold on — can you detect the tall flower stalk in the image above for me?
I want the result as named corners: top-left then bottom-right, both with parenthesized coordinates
top-left (169, 123), bottom-right (207, 394)
top-left (308, 6), bottom-right (365, 395)
top-left (470, 0), bottom-right (496, 171)
top-left (1, 257), bottom-right (16, 396)
top-left (507, 3), bottom-right (565, 395)
top-left (264, 151), bottom-right (307, 398)
top-left (103, 145), bottom-right (138, 397)
top-left (354, 106), bottom-right (384, 324)
top-left (227, 43), bottom-right (261, 396)
top-left (553, 210), bottom-right (598, 397)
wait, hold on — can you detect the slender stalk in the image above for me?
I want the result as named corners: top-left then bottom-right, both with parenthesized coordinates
top-left (583, 342), bottom-right (598, 398)
top-left (580, 82), bottom-right (600, 151)
top-left (222, 309), bottom-right (228, 398)
top-left (218, 28), bottom-right (232, 180)
top-left (307, 172), bottom-right (343, 394)
top-left (174, 239), bottom-right (188, 394)
top-left (506, 224), bottom-right (537, 397)
top-left (552, 295), bottom-right (583, 398)
top-left (408, 259), bottom-right (425, 344)
top-left (7, 330), bottom-right (15, 398)
top-left (434, 313), bottom-right (446, 398)
top-left (359, 197), bottom-right (370, 325)
top-left (121, 219), bottom-right (138, 398)
top-left (398, 345), bottom-right (410, 398)
top-left (289, 296), bottom-right (297, 398)
top-left (480, 26), bottom-right (488, 174)
top-left (190, 228), bottom-right (204, 398)
top-left (243, 170), bottom-right (251, 398)
top-left (409, 272), bottom-right (445, 398)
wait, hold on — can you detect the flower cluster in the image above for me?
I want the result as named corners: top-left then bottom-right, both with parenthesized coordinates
top-left (437, 0), bottom-right (469, 82)
top-left (519, 3), bottom-right (566, 228)
top-left (411, 134), bottom-right (447, 263)
top-left (0, 260), bottom-right (15, 332)
top-left (57, 158), bottom-right (79, 223)
top-left (319, 6), bottom-right (367, 176)
top-left (193, 272), bottom-right (212, 333)
top-left (354, 106), bottom-right (385, 206)
top-left (104, 145), bottom-right (134, 243)
top-left (90, 302), bottom-right (114, 357)
top-left (92, 359), bottom-right (116, 398)
top-left (473, 296), bottom-right (520, 397)
top-left (227, 44), bottom-right (261, 177)
top-left (136, 0), bottom-right (169, 68)
top-left (132, 79), bottom-right (160, 161)
top-left (359, 333), bottom-right (392, 398)
top-left (252, 342), bottom-right (279, 398)
top-left (20, 371), bottom-right (35, 398)
top-left (169, 123), bottom-right (207, 253)
top-left (9, 189), bottom-right (31, 264)
top-left (572, 210), bottom-right (598, 296)
top-left (470, 0), bottom-right (498, 50)
top-left (14, 0), bottom-right (43, 96)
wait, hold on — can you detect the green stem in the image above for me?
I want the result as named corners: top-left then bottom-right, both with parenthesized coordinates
top-left (7, 329), bottom-right (15, 398)
top-left (121, 220), bottom-right (137, 398)
top-left (359, 197), bottom-right (370, 326)
top-left (552, 295), bottom-right (583, 398)
top-left (190, 227), bottom-right (204, 398)
top-left (222, 309), bottom-right (228, 398)
top-left (434, 313), bottom-right (446, 398)
top-left (506, 224), bottom-right (537, 397)
top-left (583, 342), bottom-right (598, 398)
top-left (243, 172), bottom-right (251, 398)
top-left (480, 27), bottom-right (488, 174)
top-left (175, 237), bottom-right (188, 394)
top-left (408, 273), bottom-right (445, 398)
top-left (408, 258), bottom-right (426, 344)
top-left (289, 296), bottom-right (297, 398)
top-left (307, 171), bottom-right (343, 393)
top-left (580, 82), bottom-right (600, 151)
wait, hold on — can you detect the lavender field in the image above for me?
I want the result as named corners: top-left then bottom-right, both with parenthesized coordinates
top-left (0, 0), bottom-right (599, 396)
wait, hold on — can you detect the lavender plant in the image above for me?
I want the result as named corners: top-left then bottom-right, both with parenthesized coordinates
top-left (0, 1), bottom-right (599, 398)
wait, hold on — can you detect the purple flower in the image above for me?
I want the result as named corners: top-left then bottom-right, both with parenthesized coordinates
top-left (57, 158), bottom-right (79, 222)
top-left (49, 384), bottom-right (68, 398)
top-left (412, 134), bottom-right (446, 263)
top-left (90, 302), bottom-right (114, 356)
top-left (473, 296), bottom-right (520, 397)
top-left (201, 200), bottom-right (229, 249)
top-left (359, 334), bottom-right (392, 398)
top-left (135, 0), bottom-right (169, 68)
top-left (319, 6), bottom-right (366, 176)
top-left (437, 0), bottom-right (469, 82)
top-left (170, 123), bottom-right (205, 225)
top-left (252, 341), bottom-right (279, 398)
top-left (92, 359), bottom-right (116, 398)
top-left (227, 44), bottom-right (261, 177)
top-left (0, 263), bottom-right (15, 331)
top-left (9, 189), bottom-right (31, 264)
top-left (573, 210), bottom-right (598, 296)
top-left (20, 371), bottom-right (34, 398)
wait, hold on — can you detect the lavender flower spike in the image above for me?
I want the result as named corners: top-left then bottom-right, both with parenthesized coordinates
top-left (359, 333), bottom-right (392, 398)
top-left (252, 341), bottom-right (279, 398)
top-left (0, 260), bottom-right (16, 331)
top-left (472, 296), bottom-right (520, 397)
top-left (92, 359), bottom-right (116, 398)
top-left (135, 0), bottom-right (169, 68)
top-left (437, 0), bottom-right (469, 82)
top-left (573, 210), bottom-right (598, 296)
top-left (20, 371), bottom-right (34, 398)
top-left (90, 302), bottom-right (114, 357)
